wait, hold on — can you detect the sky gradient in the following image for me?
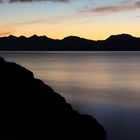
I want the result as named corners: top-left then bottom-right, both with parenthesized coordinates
top-left (0, 0), bottom-right (140, 40)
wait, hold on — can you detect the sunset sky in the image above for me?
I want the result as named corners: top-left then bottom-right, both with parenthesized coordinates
top-left (0, 0), bottom-right (140, 40)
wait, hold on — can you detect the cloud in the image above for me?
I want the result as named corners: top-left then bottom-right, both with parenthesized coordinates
top-left (0, 25), bottom-right (16, 36)
top-left (9, 0), bottom-right (69, 3)
top-left (80, 1), bottom-right (140, 14)
top-left (0, 0), bottom-right (69, 3)
top-left (15, 18), bottom-right (61, 25)
top-left (0, 31), bottom-right (13, 36)
top-left (13, 14), bottom-right (82, 26)
top-left (135, 1), bottom-right (140, 6)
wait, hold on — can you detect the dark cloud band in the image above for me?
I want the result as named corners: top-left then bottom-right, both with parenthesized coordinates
top-left (10, 0), bottom-right (69, 2)
top-left (0, 0), bottom-right (69, 3)
top-left (80, 1), bottom-right (140, 14)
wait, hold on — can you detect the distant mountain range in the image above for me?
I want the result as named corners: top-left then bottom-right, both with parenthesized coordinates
top-left (0, 34), bottom-right (140, 51)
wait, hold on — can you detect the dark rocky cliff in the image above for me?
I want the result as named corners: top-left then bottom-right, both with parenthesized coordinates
top-left (0, 57), bottom-right (106, 140)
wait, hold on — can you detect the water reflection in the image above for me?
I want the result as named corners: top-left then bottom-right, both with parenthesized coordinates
top-left (1, 51), bottom-right (140, 140)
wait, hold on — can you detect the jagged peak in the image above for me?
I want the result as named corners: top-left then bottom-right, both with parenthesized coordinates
top-left (29, 34), bottom-right (39, 38)
top-left (8, 35), bottom-right (17, 39)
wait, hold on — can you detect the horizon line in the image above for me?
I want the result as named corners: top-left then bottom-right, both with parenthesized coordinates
top-left (0, 33), bottom-right (139, 41)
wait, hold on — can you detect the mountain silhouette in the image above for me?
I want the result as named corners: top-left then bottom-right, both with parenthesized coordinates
top-left (0, 34), bottom-right (140, 51)
top-left (0, 57), bottom-right (106, 140)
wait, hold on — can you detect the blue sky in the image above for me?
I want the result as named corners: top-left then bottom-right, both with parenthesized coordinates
top-left (0, 0), bottom-right (140, 39)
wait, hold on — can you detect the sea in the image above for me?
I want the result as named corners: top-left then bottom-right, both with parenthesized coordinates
top-left (0, 51), bottom-right (140, 140)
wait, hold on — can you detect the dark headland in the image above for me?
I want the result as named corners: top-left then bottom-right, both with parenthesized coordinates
top-left (0, 57), bottom-right (106, 140)
top-left (0, 33), bottom-right (140, 51)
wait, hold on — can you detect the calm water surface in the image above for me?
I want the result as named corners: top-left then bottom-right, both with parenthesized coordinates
top-left (1, 51), bottom-right (140, 140)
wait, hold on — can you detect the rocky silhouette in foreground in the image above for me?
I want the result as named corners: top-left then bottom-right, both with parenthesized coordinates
top-left (0, 57), bottom-right (106, 140)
